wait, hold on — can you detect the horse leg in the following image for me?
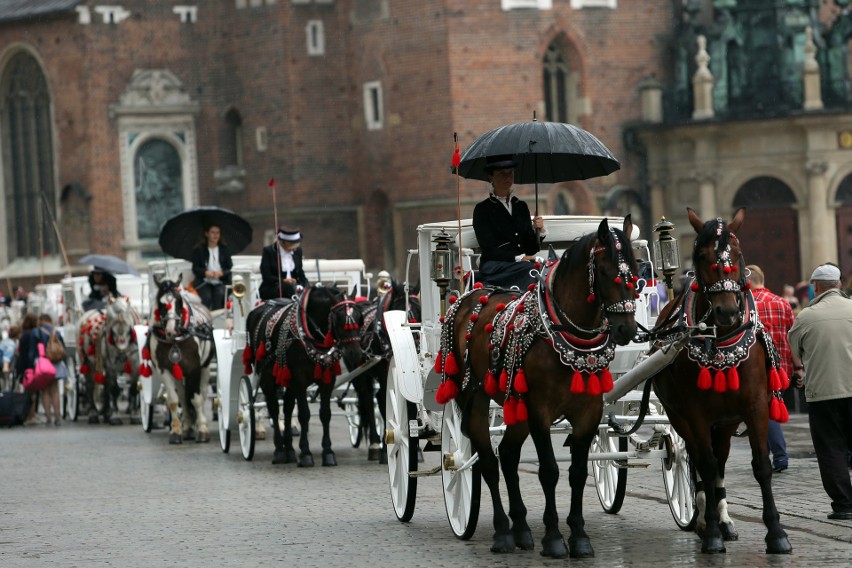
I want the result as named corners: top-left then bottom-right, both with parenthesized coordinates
top-left (497, 423), bottom-right (534, 551)
top-left (375, 368), bottom-right (388, 464)
top-left (693, 442), bottom-right (725, 553)
top-left (297, 391), bottom-right (314, 467)
top-left (710, 424), bottom-right (738, 541)
top-left (524, 419), bottom-right (568, 557)
top-left (86, 372), bottom-right (100, 423)
top-left (192, 365), bottom-right (211, 443)
top-left (355, 374), bottom-right (381, 460)
top-left (100, 376), bottom-right (113, 424)
top-left (178, 381), bottom-right (196, 441)
top-left (745, 416), bottom-right (792, 553)
top-left (319, 386), bottom-right (337, 466)
top-left (267, 384), bottom-right (288, 464)
top-left (161, 377), bottom-right (183, 444)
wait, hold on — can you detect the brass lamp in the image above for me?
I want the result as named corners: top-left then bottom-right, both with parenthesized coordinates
top-left (653, 217), bottom-right (680, 301)
top-left (431, 229), bottom-right (454, 313)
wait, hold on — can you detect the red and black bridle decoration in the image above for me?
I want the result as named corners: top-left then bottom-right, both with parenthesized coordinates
top-left (690, 218), bottom-right (748, 296)
top-left (586, 227), bottom-right (638, 315)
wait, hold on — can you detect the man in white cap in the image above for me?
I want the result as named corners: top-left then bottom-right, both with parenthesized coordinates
top-left (259, 225), bottom-right (309, 300)
top-left (788, 262), bottom-right (852, 520)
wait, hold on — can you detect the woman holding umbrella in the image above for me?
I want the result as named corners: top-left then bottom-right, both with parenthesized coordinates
top-left (473, 154), bottom-right (546, 289)
top-left (191, 224), bottom-right (233, 310)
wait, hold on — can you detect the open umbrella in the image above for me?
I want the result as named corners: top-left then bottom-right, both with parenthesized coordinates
top-left (79, 254), bottom-right (140, 277)
top-left (158, 206), bottom-right (253, 261)
top-left (455, 117), bottom-right (620, 214)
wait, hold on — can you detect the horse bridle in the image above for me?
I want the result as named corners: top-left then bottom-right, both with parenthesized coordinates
top-left (692, 219), bottom-right (747, 297)
top-left (586, 227), bottom-right (639, 316)
top-left (153, 287), bottom-right (191, 341)
top-left (329, 299), bottom-right (361, 345)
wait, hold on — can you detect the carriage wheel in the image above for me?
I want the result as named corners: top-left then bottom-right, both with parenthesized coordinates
top-left (441, 399), bottom-right (481, 540)
top-left (63, 356), bottom-right (79, 422)
top-left (385, 359), bottom-right (417, 522)
top-left (238, 375), bottom-right (256, 461)
top-left (661, 429), bottom-right (697, 530)
top-left (591, 426), bottom-right (627, 514)
top-left (345, 401), bottom-right (361, 447)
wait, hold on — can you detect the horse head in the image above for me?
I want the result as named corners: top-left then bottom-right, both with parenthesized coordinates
top-left (105, 296), bottom-right (137, 352)
top-left (321, 286), bottom-right (364, 371)
top-left (155, 279), bottom-right (189, 340)
top-left (688, 207), bottom-right (747, 328)
top-left (384, 279), bottom-right (422, 324)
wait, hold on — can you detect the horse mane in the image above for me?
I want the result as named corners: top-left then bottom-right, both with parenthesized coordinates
top-left (559, 224), bottom-right (636, 273)
top-left (692, 217), bottom-right (731, 272)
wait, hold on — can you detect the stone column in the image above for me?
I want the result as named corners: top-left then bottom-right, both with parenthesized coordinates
top-left (638, 77), bottom-right (663, 124)
top-left (806, 159), bottom-right (831, 265)
top-left (648, 172), bottom-right (668, 223)
top-left (692, 35), bottom-right (715, 120)
top-left (803, 26), bottom-right (824, 111)
top-left (693, 170), bottom-right (717, 220)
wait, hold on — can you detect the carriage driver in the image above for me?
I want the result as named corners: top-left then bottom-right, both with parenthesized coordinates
top-left (472, 154), bottom-right (546, 290)
top-left (259, 226), bottom-right (310, 301)
top-left (82, 268), bottom-right (120, 311)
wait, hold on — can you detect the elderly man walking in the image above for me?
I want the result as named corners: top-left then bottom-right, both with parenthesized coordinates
top-left (788, 263), bottom-right (852, 520)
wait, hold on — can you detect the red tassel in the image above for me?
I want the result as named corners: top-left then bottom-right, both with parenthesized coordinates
top-left (769, 368), bottom-right (781, 391)
top-left (80, 364), bottom-right (91, 375)
top-left (514, 369), bottom-right (528, 393)
top-left (586, 293), bottom-right (596, 303)
top-left (690, 282), bottom-right (699, 291)
top-left (435, 379), bottom-right (459, 405)
top-left (87, 345), bottom-right (95, 356)
top-left (570, 370), bottom-right (585, 394)
top-left (123, 360), bottom-right (132, 375)
top-left (600, 368), bottom-right (614, 393)
top-left (586, 372), bottom-right (602, 396)
top-left (434, 350), bottom-right (443, 374)
top-left (273, 361), bottom-right (281, 378)
top-left (142, 346), bottom-right (150, 360)
top-left (275, 366), bottom-right (288, 387)
top-left (499, 369), bottom-right (509, 392)
top-left (778, 400), bottom-right (789, 423)
top-left (779, 368), bottom-right (790, 390)
top-left (727, 366), bottom-right (740, 390)
top-left (323, 366), bottom-right (333, 384)
top-left (769, 397), bottom-right (782, 421)
top-left (172, 363), bottom-right (183, 380)
top-left (503, 397), bottom-right (518, 425)
top-left (94, 372), bottom-right (105, 385)
top-left (515, 398), bottom-right (528, 422)
top-left (139, 364), bottom-right (152, 378)
top-left (243, 345), bottom-right (254, 368)
top-left (444, 351), bottom-right (459, 376)
top-left (697, 366), bottom-right (712, 390)
top-left (314, 364), bottom-right (323, 380)
top-left (452, 145), bottom-right (461, 167)
top-left (255, 343), bottom-right (267, 361)
top-left (333, 360), bottom-right (342, 376)
top-left (484, 371), bottom-right (499, 397)
top-left (323, 331), bottom-right (334, 348)
top-left (281, 364), bottom-right (291, 381)
top-left (244, 364), bottom-right (254, 375)
top-left (713, 369), bottom-right (727, 393)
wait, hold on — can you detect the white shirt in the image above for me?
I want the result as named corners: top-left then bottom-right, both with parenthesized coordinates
top-left (207, 246), bottom-right (222, 273)
top-left (278, 246), bottom-right (295, 278)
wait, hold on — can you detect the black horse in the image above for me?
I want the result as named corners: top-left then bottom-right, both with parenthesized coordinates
top-left (244, 285), bottom-right (364, 466)
top-left (352, 280), bottom-right (421, 461)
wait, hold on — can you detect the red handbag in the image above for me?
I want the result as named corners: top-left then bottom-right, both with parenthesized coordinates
top-left (23, 343), bottom-right (56, 393)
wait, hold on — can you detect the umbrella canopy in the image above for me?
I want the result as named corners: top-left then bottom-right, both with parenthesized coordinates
top-left (455, 120), bottom-right (620, 183)
top-left (79, 254), bottom-right (140, 277)
top-left (158, 206), bottom-right (253, 261)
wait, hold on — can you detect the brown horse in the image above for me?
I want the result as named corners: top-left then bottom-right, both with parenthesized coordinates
top-left (649, 208), bottom-right (792, 554)
top-left (436, 217), bottom-right (639, 558)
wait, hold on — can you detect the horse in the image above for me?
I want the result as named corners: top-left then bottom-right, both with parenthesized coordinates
top-left (139, 278), bottom-right (216, 444)
top-left (77, 296), bottom-right (141, 425)
top-left (648, 207), bottom-right (792, 554)
top-left (352, 279), bottom-right (421, 461)
top-left (436, 217), bottom-right (639, 558)
top-left (244, 284), bottom-right (364, 466)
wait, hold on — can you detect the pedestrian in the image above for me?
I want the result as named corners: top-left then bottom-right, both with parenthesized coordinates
top-left (191, 223), bottom-right (233, 310)
top-left (259, 226), bottom-right (309, 300)
top-left (472, 154), bottom-right (546, 289)
top-left (1, 323), bottom-right (19, 391)
top-left (32, 314), bottom-right (64, 426)
top-left (15, 313), bottom-right (41, 424)
top-left (82, 268), bottom-right (120, 311)
top-left (788, 263), bottom-right (852, 520)
top-left (782, 284), bottom-right (799, 311)
top-left (746, 265), bottom-right (794, 473)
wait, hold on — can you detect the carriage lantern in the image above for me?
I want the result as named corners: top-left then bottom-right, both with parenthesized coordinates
top-left (431, 229), bottom-right (454, 308)
top-left (653, 217), bottom-right (680, 301)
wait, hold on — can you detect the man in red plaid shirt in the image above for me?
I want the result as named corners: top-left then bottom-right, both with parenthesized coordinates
top-left (747, 265), bottom-right (795, 472)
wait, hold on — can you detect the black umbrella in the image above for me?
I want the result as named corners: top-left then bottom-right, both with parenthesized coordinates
top-left (79, 254), bottom-right (140, 277)
top-left (455, 118), bottom-right (620, 213)
top-left (158, 206), bottom-right (253, 261)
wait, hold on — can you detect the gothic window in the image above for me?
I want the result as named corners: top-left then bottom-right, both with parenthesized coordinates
top-left (223, 108), bottom-right (243, 167)
top-left (543, 43), bottom-right (570, 123)
top-left (1, 51), bottom-right (56, 261)
top-left (733, 176), bottom-right (797, 209)
top-left (134, 139), bottom-right (184, 241)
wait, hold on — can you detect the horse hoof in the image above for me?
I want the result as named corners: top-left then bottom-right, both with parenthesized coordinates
top-left (539, 537), bottom-right (567, 558)
top-left (720, 522), bottom-right (739, 541)
top-left (88, 415), bottom-right (100, 424)
top-left (109, 417), bottom-right (123, 426)
top-left (272, 450), bottom-right (289, 465)
top-left (379, 448), bottom-right (388, 465)
top-left (195, 431), bottom-right (210, 443)
top-left (513, 530), bottom-right (534, 551)
top-left (298, 454), bottom-right (315, 467)
top-left (291, 426), bottom-right (300, 436)
top-left (169, 433), bottom-right (183, 444)
top-left (701, 536), bottom-right (726, 554)
top-left (368, 447), bottom-right (381, 461)
top-left (765, 535), bottom-right (792, 554)
top-left (183, 428), bottom-right (196, 441)
top-left (568, 536), bottom-right (594, 558)
top-left (322, 452), bottom-right (337, 467)
top-left (490, 532), bottom-right (515, 554)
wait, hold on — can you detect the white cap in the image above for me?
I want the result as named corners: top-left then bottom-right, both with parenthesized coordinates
top-left (810, 264), bottom-right (841, 282)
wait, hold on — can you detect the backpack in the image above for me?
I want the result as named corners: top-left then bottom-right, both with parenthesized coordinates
top-left (46, 329), bottom-right (66, 363)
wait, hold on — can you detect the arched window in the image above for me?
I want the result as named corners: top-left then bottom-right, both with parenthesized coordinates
top-left (1, 51), bottom-right (56, 260)
top-left (543, 42), bottom-right (571, 123)
top-left (732, 176), bottom-right (797, 209)
top-left (223, 108), bottom-right (243, 167)
top-left (134, 139), bottom-right (184, 241)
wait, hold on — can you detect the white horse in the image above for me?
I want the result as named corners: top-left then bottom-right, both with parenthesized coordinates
top-left (141, 278), bottom-right (215, 444)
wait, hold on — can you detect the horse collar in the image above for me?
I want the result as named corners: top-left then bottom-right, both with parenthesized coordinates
top-left (684, 288), bottom-right (760, 370)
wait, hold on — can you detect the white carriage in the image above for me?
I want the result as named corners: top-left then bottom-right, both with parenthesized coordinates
top-left (382, 216), bottom-right (697, 538)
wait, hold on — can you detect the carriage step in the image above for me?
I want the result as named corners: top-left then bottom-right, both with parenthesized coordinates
top-left (409, 465), bottom-right (441, 477)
